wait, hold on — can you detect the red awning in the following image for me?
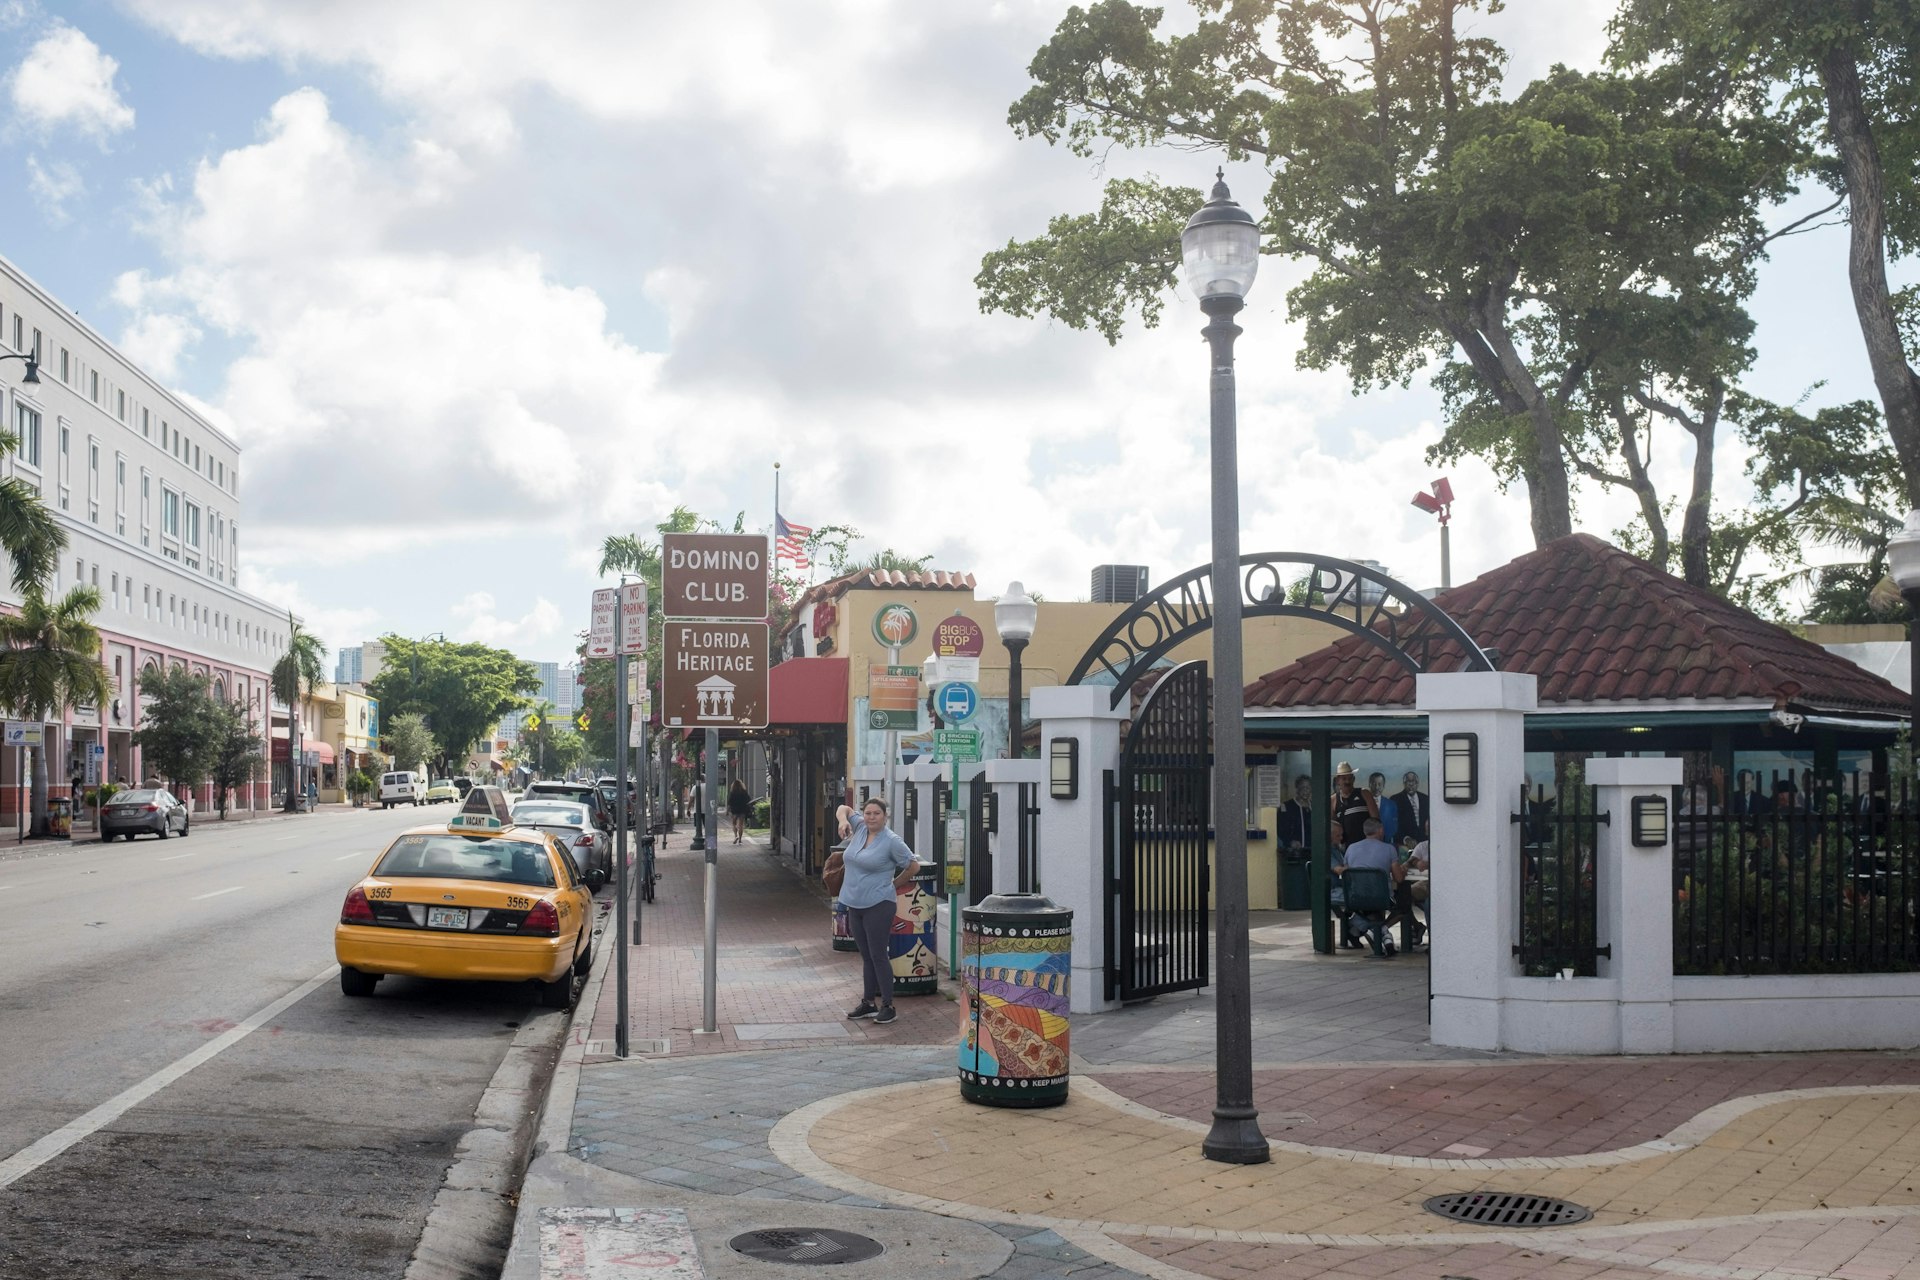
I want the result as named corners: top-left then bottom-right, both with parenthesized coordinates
top-left (271, 737), bottom-right (337, 763)
top-left (769, 657), bottom-right (849, 725)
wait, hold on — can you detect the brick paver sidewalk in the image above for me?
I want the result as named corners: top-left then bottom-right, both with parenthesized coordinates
top-left (514, 832), bottom-right (1920, 1280)
top-left (582, 831), bottom-right (957, 1058)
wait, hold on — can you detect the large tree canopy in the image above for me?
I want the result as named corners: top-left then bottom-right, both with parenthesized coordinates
top-left (367, 637), bottom-right (539, 774)
top-left (978, 0), bottom-right (1812, 566)
top-left (1612, 0), bottom-right (1920, 507)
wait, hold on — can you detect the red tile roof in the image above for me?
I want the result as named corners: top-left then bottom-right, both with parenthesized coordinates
top-left (777, 569), bottom-right (977, 643)
top-left (1244, 534), bottom-right (1908, 717)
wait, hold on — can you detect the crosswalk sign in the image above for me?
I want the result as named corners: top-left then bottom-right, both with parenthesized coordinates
top-left (524, 713), bottom-right (541, 732)
top-left (576, 712), bottom-right (591, 731)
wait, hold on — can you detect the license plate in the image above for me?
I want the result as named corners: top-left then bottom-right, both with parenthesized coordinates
top-left (427, 906), bottom-right (469, 930)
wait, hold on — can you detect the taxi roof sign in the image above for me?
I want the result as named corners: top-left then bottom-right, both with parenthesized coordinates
top-left (450, 785), bottom-right (513, 834)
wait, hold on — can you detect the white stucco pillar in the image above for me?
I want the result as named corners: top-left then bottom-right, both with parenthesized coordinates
top-left (903, 761), bottom-right (943, 861)
top-left (1587, 755), bottom-right (1681, 1053)
top-left (1031, 684), bottom-right (1128, 1015)
top-left (983, 758), bottom-right (1045, 895)
top-left (1417, 670), bottom-right (1536, 1050)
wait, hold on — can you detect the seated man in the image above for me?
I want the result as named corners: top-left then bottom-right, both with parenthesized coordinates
top-left (1333, 818), bottom-right (1403, 957)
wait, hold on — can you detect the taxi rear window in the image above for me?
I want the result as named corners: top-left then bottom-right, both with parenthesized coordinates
top-left (373, 834), bottom-right (556, 888)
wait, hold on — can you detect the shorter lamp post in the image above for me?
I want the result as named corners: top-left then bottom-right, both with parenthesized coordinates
top-left (1886, 510), bottom-right (1920, 768)
top-left (995, 582), bottom-right (1037, 767)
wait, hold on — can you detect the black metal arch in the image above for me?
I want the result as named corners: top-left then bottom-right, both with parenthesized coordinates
top-left (1066, 552), bottom-right (1493, 708)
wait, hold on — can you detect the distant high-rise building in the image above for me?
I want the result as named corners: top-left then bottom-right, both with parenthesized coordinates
top-left (336, 646), bottom-right (363, 685)
top-left (501, 659), bottom-right (580, 737)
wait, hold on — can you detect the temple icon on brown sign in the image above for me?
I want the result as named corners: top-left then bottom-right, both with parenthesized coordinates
top-left (695, 674), bottom-right (737, 721)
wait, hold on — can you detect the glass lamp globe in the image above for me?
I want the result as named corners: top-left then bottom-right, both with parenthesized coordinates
top-left (995, 581), bottom-right (1038, 644)
top-left (1181, 170), bottom-right (1261, 302)
top-left (1889, 510), bottom-right (1920, 593)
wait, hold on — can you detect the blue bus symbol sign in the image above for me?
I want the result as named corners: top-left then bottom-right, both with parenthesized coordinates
top-left (935, 681), bottom-right (978, 725)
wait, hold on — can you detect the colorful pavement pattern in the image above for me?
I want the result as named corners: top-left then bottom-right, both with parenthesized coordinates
top-left (553, 832), bottom-right (1920, 1279)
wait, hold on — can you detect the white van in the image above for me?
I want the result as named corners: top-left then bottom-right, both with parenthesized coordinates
top-left (379, 771), bottom-right (426, 808)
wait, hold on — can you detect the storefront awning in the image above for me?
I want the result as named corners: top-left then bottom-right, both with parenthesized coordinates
top-left (770, 657), bottom-right (849, 725)
top-left (271, 737), bottom-right (336, 763)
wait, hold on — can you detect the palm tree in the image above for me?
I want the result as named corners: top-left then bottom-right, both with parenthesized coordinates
top-left (271, 612), bottom-right (326, 811)
top-left (0, 586), bottom-right (110, 835)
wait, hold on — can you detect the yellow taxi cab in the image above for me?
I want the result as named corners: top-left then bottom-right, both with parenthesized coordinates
top-left (334, 786), bottom-right (595, 1007)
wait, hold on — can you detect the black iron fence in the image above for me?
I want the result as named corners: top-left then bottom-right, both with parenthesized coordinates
top-left (1512, 784), bottom-right (1608, 977)
top-left (1674, 773), bottom-right (1920, 976)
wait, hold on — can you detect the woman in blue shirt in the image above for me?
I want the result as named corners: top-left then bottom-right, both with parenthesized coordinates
top-left (838, 798), bottom-right (919, 1024)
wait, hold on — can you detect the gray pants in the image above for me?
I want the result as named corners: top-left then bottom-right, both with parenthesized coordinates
top-left (847, 900), bottom-right (897, 1005)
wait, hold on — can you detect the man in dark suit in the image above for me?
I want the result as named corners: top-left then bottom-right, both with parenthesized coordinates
top-left (1278, 775), bottom-right (1313, 853)
top-left (1727, 769), bottom-right (1771, 820)
top-left (1384, 771), bottom-right (1430, 847)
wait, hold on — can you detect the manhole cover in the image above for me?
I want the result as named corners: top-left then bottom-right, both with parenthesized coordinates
top-left (728, 1228), bottom-right (885, 1266)
top-left (1423, 1191), bottom-right (1592, 1228)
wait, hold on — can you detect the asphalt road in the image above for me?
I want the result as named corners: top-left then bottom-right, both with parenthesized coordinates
top-left (0, 802), bottom-right (561, 1280)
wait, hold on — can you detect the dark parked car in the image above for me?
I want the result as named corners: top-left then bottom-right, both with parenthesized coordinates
top-left (522, 781), bottom-right (612, 833)
top-left (100, 788), bottom-right (191, 841)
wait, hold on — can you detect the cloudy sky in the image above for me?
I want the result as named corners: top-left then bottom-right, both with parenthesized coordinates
top-left (0, 0), bottom-right (1901, 670)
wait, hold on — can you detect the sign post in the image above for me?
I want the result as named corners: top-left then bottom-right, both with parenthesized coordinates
top-left (662, 532), bottom-right (770, 1037)
top-left (933, 725), bottom-right (982, 977)
top-left (610, 588), bottom-right (631, 1059)
top-left (617, 581), bottom-right (648, 950)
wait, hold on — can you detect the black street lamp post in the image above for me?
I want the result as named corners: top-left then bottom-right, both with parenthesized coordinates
top-left (1184, 170), bottom-right (1269, 1165)
top-left (995, 580), bottom-right (1037, 890)
top-left (1888, 512), bottom-right (1920, 771)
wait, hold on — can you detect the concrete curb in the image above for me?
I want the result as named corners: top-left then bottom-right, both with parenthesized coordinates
top-left (403, 896), bottom-right (616, 1280)
top-left (496, 894), bottom-right (625, 1278)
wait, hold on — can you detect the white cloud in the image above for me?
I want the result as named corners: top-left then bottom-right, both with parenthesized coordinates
top-left (25, 153), bottom-right (80, 222)
top-left (449, 592), bottom-right (567, 650)
top-left (7, 22), bottom-right (134, 139)
top-left (116, 311), bottom-right (201, 379)
top-left (236, 566), bottom-right (381, 668)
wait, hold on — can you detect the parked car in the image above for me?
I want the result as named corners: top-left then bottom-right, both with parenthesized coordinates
top-left (334, 787), bottom-right (593, 1006)
top-left (510, 799), bottom-right (610, 891)
top-left (99, 788), bottom-right (191, 841)
top-left (452, 777), bottom-right (476, 797)
top-left (379, 770), bottom-right (427, 808)
top-left (522, 780), bottom-right (612, 833)
top-left (423, 778), bottom-right (460, 804)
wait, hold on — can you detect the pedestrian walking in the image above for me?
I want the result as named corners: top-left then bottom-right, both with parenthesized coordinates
top-left (836, 798), bottom-right (919, 1026)
top-left (727, 778), bottom-right (751, 844)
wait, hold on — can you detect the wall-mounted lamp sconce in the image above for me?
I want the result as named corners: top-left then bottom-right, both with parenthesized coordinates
top-left (905, 784), bottom-right (918, 827)
top-left (983, 788), bottom-right (999, 834)
top-left (1049, 737), bottom-right (1079, 800)
top-left (1441, 732), bottom-right (1478, 804)
top-left (1631, 794), bottom-right (1669, 848)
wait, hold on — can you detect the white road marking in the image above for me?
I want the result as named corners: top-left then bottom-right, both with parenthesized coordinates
top-left (156, 852), bottom-right (194, 862)
top-left (334, 852), bottom-right (367, 862)
top-left (0, 964), bottom-right (337, 1189)
top-left (191, 886), bottom-right (243, 900)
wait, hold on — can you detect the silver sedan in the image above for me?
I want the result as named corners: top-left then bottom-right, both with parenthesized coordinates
top-left (100, 788), bottom-right (192, 841)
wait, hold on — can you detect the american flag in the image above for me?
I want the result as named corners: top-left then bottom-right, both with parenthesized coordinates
top-left (776, 514), bottom-right (813, 569)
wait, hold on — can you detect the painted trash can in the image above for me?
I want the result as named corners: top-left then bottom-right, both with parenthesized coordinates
top-left (47, 795), bottom-right (72, 839)
top-left (889, 867), bottom-right (941, 997)
top-left (959, 893), bottom-right (1071, 1108)
top-left (830, 899), bottom-right (859, 951)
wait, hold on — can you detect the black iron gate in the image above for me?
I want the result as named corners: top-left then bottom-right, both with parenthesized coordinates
top-left (1512, 783), bottom-right (1610, 977)
top-left (1105, 660), bottom-right (1211, 1000)
top-left (967, 772), bottom-right (991, 906)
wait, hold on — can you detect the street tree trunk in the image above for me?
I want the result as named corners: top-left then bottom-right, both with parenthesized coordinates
top-left (1821, 44), bottom-right (1920, 507)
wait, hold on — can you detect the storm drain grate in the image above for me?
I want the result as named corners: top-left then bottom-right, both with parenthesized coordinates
top-left (728, 1228), bottom-right (885, 1266)
top-left (1423, 1191), bottom-right (1593, 1228)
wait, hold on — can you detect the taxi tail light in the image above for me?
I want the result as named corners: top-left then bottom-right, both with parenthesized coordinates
top-left (522, 900), bottom-right (560, 936)
top-left (340, 887), bottom-right (376, 924)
